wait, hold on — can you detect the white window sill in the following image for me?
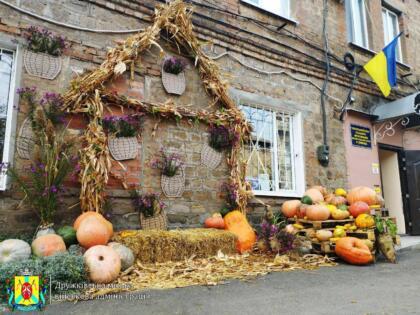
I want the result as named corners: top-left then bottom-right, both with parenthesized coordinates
top-left (349, 42), bottom-right (409, 69)
top-left (253, 190), bottom-right (303, 198)
top-left (240, 1), bottom-right (299, 25)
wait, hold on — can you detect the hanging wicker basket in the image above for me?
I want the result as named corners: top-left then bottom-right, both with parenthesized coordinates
top-left (23, 50), bottom-right (62, 80)
top-left (140, 211), bottom-right (168, 230)
top-left (16, 117), bottom-right (35, 160)
top-left (201, 142), bottom-right (223, 169)
top-left (161, 68), bottom-right (186, 95)
top-left (161, 167), bottom-right (185, 198)
top-left (108, 137), bottom-right (138, 161)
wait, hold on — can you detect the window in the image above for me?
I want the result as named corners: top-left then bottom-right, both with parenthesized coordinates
top-left (240, 104), bottom-right (304, 197)
top-left (346, 0), bottom-right (369, 49)
top-left (0, 46), bottom-right (18, 190)
top-left (243, 0), bottom-right (290, 19)
top-left (382, 7), bottom-right (402, 62)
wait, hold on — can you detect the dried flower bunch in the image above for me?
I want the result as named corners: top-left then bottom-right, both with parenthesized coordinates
top-left (151, 148), bottom-right (184, 177)
top-left (209, 124), bottom-right (240, 152)
top-left (131, 191), bottom-right (165, 218)
top-left (7, 87), bottom-right (77, 226)
top-left (163, 56), bottom-right (187, 75)
top-left (259, 212), bottom-right (295, 254)
top-left (102, 114), bottom-right (144, 138)
top-left (24, 26), bottom-right (66, 56)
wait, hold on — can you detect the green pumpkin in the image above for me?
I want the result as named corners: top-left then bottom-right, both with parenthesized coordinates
top-left (57, 226), bottom-right (77, 247)
top-left (301, 195), bottom-right (313, 205)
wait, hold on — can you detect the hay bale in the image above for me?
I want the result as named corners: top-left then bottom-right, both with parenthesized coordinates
top-left (112, 229), bottom-right (237, 263)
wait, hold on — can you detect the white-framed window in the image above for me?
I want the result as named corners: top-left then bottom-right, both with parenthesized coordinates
top-left (0, 43), bottom-right (20, 190)
top-left (240, 104), bottom-right (305, 197)
top-left (346, 0), bottom-right (369, 49)
top-left (243, 0), bottom-right (290, 19)
top-left (382, 7), bottom-right (402, 62)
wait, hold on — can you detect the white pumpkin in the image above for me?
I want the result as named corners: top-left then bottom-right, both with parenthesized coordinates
top-left (108, 242), bottom-right (135, 271)
top-left (0, 239), bottom-right (31, 263)
top-left (84, 245), bottom-right (121, 284)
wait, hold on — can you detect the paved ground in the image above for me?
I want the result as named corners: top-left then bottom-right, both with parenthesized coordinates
top-left (6, 247), bottom-right (417, 315)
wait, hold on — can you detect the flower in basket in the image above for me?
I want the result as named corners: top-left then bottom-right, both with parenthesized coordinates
top-left (150, 148), bottom-right (184, 177)
top-left (131, 191), bottom-right (165, 218)
top-left (102, 114), bottom-right (144, 137)
top-left (162, 56), bottom-right (188, 75)
top-left (24, 26), bottom-right (66, 56)
top-left (209, 124), bottom-right (240, 152)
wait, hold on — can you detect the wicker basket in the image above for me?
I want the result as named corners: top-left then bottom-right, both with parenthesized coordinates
top-left (140, 211), bottom-right (168, 230)
top-left (16, 117), bottom-right (35, 160)
top-left (161, 68), bottom-right (186, 95)
top-left (201, 142), bottom-right (222, 169)
top-left (108, 137), bottom-right (138, 161)
top-left (161, 167), bottom-right (185, 198)
top-left (23, 50), bottom-right (62, 80)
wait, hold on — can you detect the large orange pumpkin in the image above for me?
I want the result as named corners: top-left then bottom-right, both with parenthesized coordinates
top-left (281, 200), bottom-right (301, 218)
top-left (74, 212), bottom-right (113, 237)
top-left (77, 216), bottom-right (111, 249)
top-left (224, 210), bottom-right (256, 254)
top-left (335, 237), bottom-right (373, 265)
top-left (32, 234), bottom-right (67, 257)
top-left (347, 186), bottom-right (377, 205)
top-left (306, 204), bottom-right (330, 221)
top-left (84, 245), bottom-right (121, 283)
top-left (304, 188), bottom-right (324, 203)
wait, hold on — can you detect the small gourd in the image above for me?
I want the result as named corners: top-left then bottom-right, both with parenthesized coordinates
top-left (0, 239), bottom-right (31, 263)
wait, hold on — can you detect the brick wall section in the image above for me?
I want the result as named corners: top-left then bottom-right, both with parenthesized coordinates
top-left (0, 0), bottom-right (419, 232)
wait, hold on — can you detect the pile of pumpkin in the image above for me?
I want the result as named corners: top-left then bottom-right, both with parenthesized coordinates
top-left (0, 212), bottom-right (135, 285)
top-left (281, 185), bottom-right (381, 265)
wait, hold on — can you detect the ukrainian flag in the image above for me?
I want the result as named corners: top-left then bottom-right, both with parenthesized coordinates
top-left (364, 33), bottom-right (402, 97)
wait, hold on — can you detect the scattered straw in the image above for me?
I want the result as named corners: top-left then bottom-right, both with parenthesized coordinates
top-left (84, 251), bottom-right (336, 299)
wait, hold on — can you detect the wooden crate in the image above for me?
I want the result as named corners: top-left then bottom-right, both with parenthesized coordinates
top-left (346, 229), bottom-right (376, 241)
top-left (288, 218), bottom-right (354, 230)
top-left (311, 239), bottom-right (337, 255)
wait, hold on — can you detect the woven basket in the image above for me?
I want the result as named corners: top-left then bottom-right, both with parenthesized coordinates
top-left (161, 68), bottom-right (186, 95)
top-left (16, 117), bottom-right (35, 160)
top-left (161, 168), bottom-right (185, 198)
top-left (23, 50), bottom-right (61, 80)
top-left (140, 211), bottom-right (168, 230)
top-left (108, 137), bottom-right (138, 161)
top-left (201, 142), bottom-right (222, 169)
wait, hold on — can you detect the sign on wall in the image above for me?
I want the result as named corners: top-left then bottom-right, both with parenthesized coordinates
top-left (350, 124), bottom-right (372, 149)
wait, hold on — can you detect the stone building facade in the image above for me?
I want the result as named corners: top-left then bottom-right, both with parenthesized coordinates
top-left (0, 0), bottom-right (419, 234)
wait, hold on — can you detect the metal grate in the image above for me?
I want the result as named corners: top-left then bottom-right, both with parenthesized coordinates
top-left (240, 104), bottom-right (295, 193)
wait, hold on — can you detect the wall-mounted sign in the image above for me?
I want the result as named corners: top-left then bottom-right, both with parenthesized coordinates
top-left (371, 163), bottom-right (380, 175)
top-left (350, 124), bottom-right (372, 149)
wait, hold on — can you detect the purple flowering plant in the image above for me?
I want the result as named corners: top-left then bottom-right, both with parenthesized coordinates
top-left (102, 114), bottom-right (144, 137)
top-left (131, 191), bottom-right (165, 218)
top-left (24, 26), bottom-right (66, 56)
top-left (163, 56), bottom-right (187, 75)
top-left (150, 148), bottom-right (184, 177)
top-left (209, 124), bottom-right (240, 152)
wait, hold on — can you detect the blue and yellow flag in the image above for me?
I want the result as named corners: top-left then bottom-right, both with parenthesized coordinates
top-left (363, 33), bottom-right (402, 97)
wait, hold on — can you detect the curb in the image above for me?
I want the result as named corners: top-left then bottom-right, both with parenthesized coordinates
top-left (396, 243), bottom-right (420, 253)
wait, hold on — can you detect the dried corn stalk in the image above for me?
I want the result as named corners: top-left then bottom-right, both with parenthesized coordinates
top-left (63, 0), bottom-right (252, 213)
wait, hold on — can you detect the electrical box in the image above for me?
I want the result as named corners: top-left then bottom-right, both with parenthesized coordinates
top-left (317, 145), bottom-right (330, 167)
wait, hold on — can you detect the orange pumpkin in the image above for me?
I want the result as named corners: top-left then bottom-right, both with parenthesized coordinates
top-left (306, 204), bottom-right (330, 221)
top-left (347, 186), bottom-right (377, 205)
top-left (349, 201), bottom-right (370, 218)
top-left (74, 212), bottom-right (113, 237)
top-left (297, 204), bottom-right (309, 219)
top-left (224, 210), bottom-right (256, 254)
top-left (281, 200), bottom-right (301, 218)
top-left (84, 245), bottom-right (121, 283)
top-left (77, 216), bottom-right (111, 249)
top-left (304, 188), bottom-right (324, 203)
top-left (204, 216), bottom-right (225, 229)
top-left (32, 234), bottom-right (67, 257)
top-left (335, 237), bottom-right (373, 265)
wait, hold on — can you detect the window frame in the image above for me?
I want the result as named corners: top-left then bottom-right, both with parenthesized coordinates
top-left (0, 38), bottom-right (22, 191)
top-left (382, 7), bottom-right (403, 63)
top-left (239, 102), bottom-right (305, 198)
top-left (241, 0), bottom-right (291, 20)
top-left (346, 0), bottom-right (370, 49)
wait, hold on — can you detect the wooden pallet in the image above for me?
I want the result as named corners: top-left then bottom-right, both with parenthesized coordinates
top-left (311, 239), bottom-right (337, 254)
top-left (346, 229), bottom-right (376, 241)
top-left (288, 218), bottom-right (354, 230)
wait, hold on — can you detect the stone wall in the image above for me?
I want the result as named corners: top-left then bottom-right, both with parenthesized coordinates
top-left (0, 0), bottom-right (419, 232)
